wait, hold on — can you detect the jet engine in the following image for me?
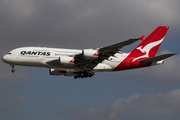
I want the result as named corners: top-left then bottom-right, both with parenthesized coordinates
top-left (82, 49), bottom-right (99, 59)
top-left (59, 56), bottom-right (75, 65)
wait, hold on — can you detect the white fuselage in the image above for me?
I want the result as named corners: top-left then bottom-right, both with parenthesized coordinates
top-left (2, 47), bottom-right (128, 72)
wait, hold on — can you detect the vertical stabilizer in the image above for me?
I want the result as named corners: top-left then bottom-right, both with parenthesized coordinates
top-left (131, 26), bottom-right (169, 62)
top-left (113, 26), bottom-right (170, 71)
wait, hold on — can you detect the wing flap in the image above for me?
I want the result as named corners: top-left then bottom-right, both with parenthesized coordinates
top-left (139, 53), bottom-right (176, 63)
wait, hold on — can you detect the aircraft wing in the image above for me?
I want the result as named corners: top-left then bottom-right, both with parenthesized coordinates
top-left (46, 38), bottom-right (140, 70)
top-left (99, 38), bottom-right (140, 51)
top-left (75, 38), bottom-right (141, 70)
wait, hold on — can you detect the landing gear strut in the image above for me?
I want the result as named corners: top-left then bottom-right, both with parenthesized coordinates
top-left (11, 65), bottom-right (15, 73)
top-left (74, 71), bottom-right (95, 79)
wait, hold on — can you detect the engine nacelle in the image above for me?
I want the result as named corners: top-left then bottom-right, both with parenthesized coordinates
top-left (59, 56), bottom-right (75, 65)
top-left (82, 49), bottom-right (99, 59)
top-left (49, 69), bottom-right (64, 76)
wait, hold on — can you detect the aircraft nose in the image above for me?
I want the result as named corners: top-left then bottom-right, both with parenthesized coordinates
top-left (2, 54), bottom-right (10, 63)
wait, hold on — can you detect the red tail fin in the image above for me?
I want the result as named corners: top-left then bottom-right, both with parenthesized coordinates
top-left (131, 26), bottom-right (169, 62)
top-left (113, 26), bottom-right (169, 71)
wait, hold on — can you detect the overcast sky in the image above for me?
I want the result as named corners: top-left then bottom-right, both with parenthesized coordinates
top-left (1, 0), bottom-right (180, 120)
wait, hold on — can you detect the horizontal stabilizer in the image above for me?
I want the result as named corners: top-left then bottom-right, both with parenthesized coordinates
top-left (139, 53), bottom-right (176, 63)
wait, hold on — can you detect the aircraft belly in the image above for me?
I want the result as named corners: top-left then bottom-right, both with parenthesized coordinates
top-left (105, 55), bottom-right (127, 70)
top-left (93, 63), bottom-right (112, 72)
top-left (19, 57), bottom-right (42, 66)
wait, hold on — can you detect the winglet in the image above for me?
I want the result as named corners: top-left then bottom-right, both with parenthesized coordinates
top-left (139, 35), bottom-right (145, 41)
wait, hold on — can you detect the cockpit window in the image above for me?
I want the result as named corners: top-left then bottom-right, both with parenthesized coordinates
top-left (7, 53), bottom-right (11, 54)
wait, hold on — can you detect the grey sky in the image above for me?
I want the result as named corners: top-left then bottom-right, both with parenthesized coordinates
top-left (1, 0), bottom-right (180, 120)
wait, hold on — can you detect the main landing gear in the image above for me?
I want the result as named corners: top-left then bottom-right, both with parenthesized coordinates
top-left (74, 71), bottom-right (95, 79)
top-left (11, 65), bottom-right (15, 73)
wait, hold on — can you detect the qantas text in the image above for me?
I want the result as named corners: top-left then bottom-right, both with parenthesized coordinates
top-left (20, 51), bottom-right (51, 56)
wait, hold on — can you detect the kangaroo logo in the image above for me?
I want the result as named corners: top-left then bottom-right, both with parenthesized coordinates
top-left (132, 38), bottom-right (164, 62)
top-left (136, 46), bottom-right (146, 54)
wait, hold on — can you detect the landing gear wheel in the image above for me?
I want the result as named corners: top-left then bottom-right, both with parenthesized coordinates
top-left (11, 69), bottom-right (15, 73)
top-left (74, 71), bottom-right (95, 79)
top-left (74, 76), bottom-right (78, 79)
top-left (10, 65), bottom-right (15, 73)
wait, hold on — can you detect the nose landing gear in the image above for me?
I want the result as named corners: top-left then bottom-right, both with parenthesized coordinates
top-left (11, 65), bottom-right (15, 73)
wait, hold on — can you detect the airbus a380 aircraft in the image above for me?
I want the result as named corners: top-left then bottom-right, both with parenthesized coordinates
top-left (2, 26), bottom-right (176, 79)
